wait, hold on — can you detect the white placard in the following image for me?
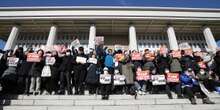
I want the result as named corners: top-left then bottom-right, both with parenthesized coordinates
top-left (114, 75), bottom-right (126, 85)
top-left (100, 74), bottom-right (111, 84)
top-left (0, 53), bottom-right (3, 60)
top-left (8, 57), bottom-right (19, 67)
top-left (70, 39), bottom-right (81, 48)
top-left (87, 58), bottom-right (97, 64)
top-left (41, 66), bottom-right (51, 77)
top-left (45, 57), bottom-right (56, 65)
top-left (151, 75), bottom-right (166, 85)
top-left (76, 56), bottom-right (87, 64)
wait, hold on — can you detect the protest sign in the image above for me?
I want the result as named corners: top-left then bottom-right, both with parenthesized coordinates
top-left (27, 53), bottom-right (41, 62)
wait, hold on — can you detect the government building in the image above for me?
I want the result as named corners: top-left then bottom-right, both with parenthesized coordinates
top-left (0, 5), bottom-right (220, 52)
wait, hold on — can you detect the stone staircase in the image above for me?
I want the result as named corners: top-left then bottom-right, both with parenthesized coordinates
top-left (1, 93), bottom-right (220, 110)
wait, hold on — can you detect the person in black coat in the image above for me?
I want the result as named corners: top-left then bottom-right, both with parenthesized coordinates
top-left (85, 54), bottom-right (100, 95)
top-left (49, 51), bottom-right (62, 94)
top-left (17, 48), bottom-right (33, 94)
top-left (58, 49), bottom-right (74, 95)
top-left (29, 49), bottom-right (44, 94)
top-left (74, 47), bottom-right (88, 95)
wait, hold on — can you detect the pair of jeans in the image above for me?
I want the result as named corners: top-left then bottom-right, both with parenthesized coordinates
top-left (29, 77), bottom-right (41, 93)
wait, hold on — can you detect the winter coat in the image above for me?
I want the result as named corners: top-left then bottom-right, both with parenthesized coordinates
top-left (180, 73), bottom-right (198, 88)
top-left (59, 55), bottom-right (74, 72)
top-left (170, 58), bottom-right (182, 72)
top-left (104, 54), bottom-right (114, 68)
top-left (119, 63), bottom-right (134, 84)
top-left (17, 60), bottom-right (33, 77)
top-left (85, 64), bottom-right (100, 84)
top-left (180, 55), bottom-right (199, 72)
top-left (74, 53), bottom-right (88, 83)
top-left (156, 55), bottom-right (171, 74)
top-left (29, 59), bottom-right (45, 77)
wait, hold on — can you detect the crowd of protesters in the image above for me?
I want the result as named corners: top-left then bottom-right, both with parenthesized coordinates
top-left (0, 44), bottom-right (220, 105)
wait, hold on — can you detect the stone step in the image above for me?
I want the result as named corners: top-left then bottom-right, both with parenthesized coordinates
top-left (1, 98), bottom-right (220, 106)
top-left (2, 104), bottom-right (220, 110)
top-left (1, 93), bottom-right (220, 100)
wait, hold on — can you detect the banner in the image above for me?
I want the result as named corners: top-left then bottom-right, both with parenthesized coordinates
top-left (95, 36), bottom-right (104, 45)
top-left (114, 75), bottom-right (126, 85)
top-left (8, 57), bottom-right (19, 67)
top-left (100, 74), bottom-right (111, 84)
top-left (76, 56), bottom-right (87, 64)
top-left (136, 70), bottom-right (151, 81)
top-left (166, 73), bottom-right (180, 83)
top-left (151, 75), bottom-right (166, 85)
top-left (87, 58), bottom-right (97, 64)
top-left (27, 53), bottom-right (41, 62)
top-left (70, 39), bottom-right (81, 48)
top-left (45, 57), bottom-right (56, 65)
top-left (131, 53), bottom-right (142, 61)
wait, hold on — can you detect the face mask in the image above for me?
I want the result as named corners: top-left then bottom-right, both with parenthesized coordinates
top-left (152, 70), bottom-right (156, 74)
top-left (165, 69), bottom-right (170, 73)
top-left (66, 52), bottom-right (71, 56)
top-left (162, 54), bottom-right (167, 57)
top-left (200, 70), bottom-right (205, 75)
top-left (104, 71), bottom-right (108, 74)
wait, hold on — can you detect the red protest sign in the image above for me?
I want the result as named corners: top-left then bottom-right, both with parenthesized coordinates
top-left (131, 53), bottom-right (142, 61)
top-left (27, 53), bottom-right (41, 62)
top-left (136, 70), bottom-right (151, 81)
top-left (166, 73), bottom-right (180, 83)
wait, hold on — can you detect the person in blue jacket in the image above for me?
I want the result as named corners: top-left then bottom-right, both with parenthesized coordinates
top-left (104, 49), bottom-right (114, 74)
top-left (180, 68), bottom-right (214, 105)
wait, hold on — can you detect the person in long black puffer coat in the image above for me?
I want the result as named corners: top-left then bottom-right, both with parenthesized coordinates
top-left (17, 48), bottom-right (33, 94)
top-left (58, 49), bottom-right (74, 95)
top-left (85, 54), bottom-right (100, 95)
top-left (74, 47), bottom-right (88, 95)
top-left (49, 51), bottom-right (62, 95)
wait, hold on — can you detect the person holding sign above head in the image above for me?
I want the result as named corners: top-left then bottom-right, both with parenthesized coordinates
top-left (29, 49), bottom-right (44, 95)
top-left (17, 48), bottom-right (34, 94)
top-left (166, 50), bottom-right (183, 99)
top-left (100, 67), bottom-right (112, 100)
top-left (58, 49), bottom-right (74, 95)
top-left (74, 47), bottom-right (88, 95)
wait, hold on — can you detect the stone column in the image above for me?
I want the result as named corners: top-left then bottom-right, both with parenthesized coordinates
top-left (88, 24), bottom-right (96, 49)
top-left (203, 27), bottom-right (217, 52)
top-left (4, 26), bottom-right (20, 51)
top-left (167, 26), bottom-right (179, 50)
top-left (129, 25), bottom-right (138, 51)
top-left (46, 25), bottom-right (57, 46)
